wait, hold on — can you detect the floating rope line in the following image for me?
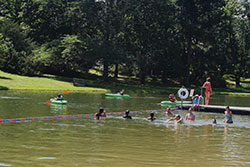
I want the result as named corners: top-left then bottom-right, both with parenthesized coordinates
top-left (0, 107), bottom-right (179, 123)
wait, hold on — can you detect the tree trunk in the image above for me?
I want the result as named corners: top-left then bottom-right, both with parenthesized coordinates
top-left (161, 70), bottom-right (166, 83)
top-left (186, 37), bottom-right (192, 87)
top-left (140, 70), bottom-right (146, 85)
top-left (103, 59), bottom-right (109, 80)
top-left (114, 63), bottom-right (118, 78)
top-left (235, 74), bottom-right (241, 87)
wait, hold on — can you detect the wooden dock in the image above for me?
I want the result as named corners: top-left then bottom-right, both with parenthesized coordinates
top-left (176, 104), bottom-right (250, 115)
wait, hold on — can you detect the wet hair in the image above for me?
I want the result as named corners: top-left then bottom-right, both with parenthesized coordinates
top-left (176, 114), bottom-right (181, 118)
top-left (150, 113), bottom-right (155, 121)
top-left (99, 107), bottom-right (104, 113)
top-left (125, 110), bottom-right (130, 115)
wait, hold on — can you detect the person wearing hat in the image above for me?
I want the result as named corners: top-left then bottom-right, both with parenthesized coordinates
top-left (123, 110), bottom-right (132, 119)
top-left (167, 114), bottom-right (183, 123)
top-left (192, 94), bottom-right (200, 110)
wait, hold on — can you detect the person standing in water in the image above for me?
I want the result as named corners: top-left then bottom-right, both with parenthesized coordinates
top-left (202, 77), bottom-right (212, 105)
top-left (99, 107), bottom-right (106, 117)
top-left (185, 108), bottom-right (195, 121)
top-left (224, 106), bottom-right (233, 123)
top-left (123, 110), bottom-right (132, 119)
top-left (147, 113), bottom-right (156, 121)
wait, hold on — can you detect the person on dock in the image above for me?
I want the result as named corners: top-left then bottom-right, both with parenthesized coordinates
top-left (165, 108), bottom-right (174, 116)
top-left (169, 94), bottom-right (176, 102)
top-left (123, 110), bottom-right (132, 119)
top-left (167, 114), bottom-right (183, 123)
top-left (185, 108), bottom-right (195, 121)
top-left (147, 113), bottom-right (156, 121)
top-left (224, 106), bottom-right (233, 123)
top-left (99, 107), bottom-right (106, 117)
top-left (202, 77), bottom-right (212, 105)
top-left (192, 94), bottom-right (200, 110)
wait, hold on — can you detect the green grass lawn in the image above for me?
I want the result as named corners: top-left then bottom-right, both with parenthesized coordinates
top-left (0, 71), bottom-right (108, 92)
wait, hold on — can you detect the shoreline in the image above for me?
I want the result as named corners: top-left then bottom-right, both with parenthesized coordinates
top-left (1, 70), bottom-right (250, 95)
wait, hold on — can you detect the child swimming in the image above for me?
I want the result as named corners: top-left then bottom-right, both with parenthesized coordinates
top-left (167, 114), bottom-right (183, 123)
top-left (165, 108), bottom-right (174, 116)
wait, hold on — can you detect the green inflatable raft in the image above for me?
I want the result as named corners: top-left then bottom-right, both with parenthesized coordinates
top-left (50, 99), bottom-right (68, 105)
top-left (105, 93), bottom-right (130, 98)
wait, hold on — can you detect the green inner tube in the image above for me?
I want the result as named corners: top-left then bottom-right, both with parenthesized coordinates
top-left (105, 93), bottom-right (130, 98)
top-left (50, 99), bottom-right (67, 104)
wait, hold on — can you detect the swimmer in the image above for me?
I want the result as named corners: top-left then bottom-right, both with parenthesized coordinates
top-left (147, 113), bottom-right (156, 121)
top-left (167, 114), bottom-right (183, 123)
top-left (224, 106), bottom-right (233, 123)
top-left (95, 113), bottom-right (101, 120)
top-left (123, 110), bottom-right (132, 119)
top-left (212, 119), bottom-right (217, 124)
top-left (165, 108), bottom-right (173, 116)
top-left (99, 107), bottom-right (106, 117)
top-left (185, 108), bottom-right (195, 121)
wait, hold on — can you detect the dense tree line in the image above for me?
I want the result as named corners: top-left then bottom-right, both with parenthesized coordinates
top-left (0, 0), bottom-right (249, 87)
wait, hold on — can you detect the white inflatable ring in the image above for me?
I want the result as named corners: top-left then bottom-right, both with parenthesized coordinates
top-left (178, 88), bottom-right (189, 99)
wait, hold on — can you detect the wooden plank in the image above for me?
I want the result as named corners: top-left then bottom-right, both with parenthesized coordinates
top-left (176, 104), bottom-right (250, 115)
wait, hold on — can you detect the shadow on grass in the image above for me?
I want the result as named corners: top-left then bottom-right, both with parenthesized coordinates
top-left (0, 76), bottom-right (12, 80)
top-left (0, 86), bottom-right (9, 90)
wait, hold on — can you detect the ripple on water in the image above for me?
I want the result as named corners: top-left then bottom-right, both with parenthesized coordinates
top-left (0, 163), bottom-right (12, 167)
top-left (38, 157), bottom-right (56, 160)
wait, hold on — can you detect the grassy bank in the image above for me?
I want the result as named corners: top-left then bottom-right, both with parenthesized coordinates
top-left (0, 71), bottom-right (108, 93)
top-left (0, 70), bottom-right (250, 96)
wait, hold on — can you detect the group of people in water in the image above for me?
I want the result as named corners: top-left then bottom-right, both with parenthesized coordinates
top-left (94, 106), bottom-right (233, 124)
top-left (93, 77), bottom-right (233, 124)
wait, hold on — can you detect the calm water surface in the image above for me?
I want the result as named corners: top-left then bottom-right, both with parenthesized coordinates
top-left (0, 91), bottom-right (249, 167)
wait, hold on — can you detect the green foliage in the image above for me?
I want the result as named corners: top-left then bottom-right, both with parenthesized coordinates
top-left (0, 0), bottom-right (248, 88)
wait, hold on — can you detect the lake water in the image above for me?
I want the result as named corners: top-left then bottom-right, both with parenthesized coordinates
top-left (0, 90), bottom-right (249, 167)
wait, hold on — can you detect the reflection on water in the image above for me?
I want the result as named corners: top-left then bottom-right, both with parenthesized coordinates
top-left (0, 91), bottom-right (249, 167)
top-left (49, 104), bottom-right (68, 114)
